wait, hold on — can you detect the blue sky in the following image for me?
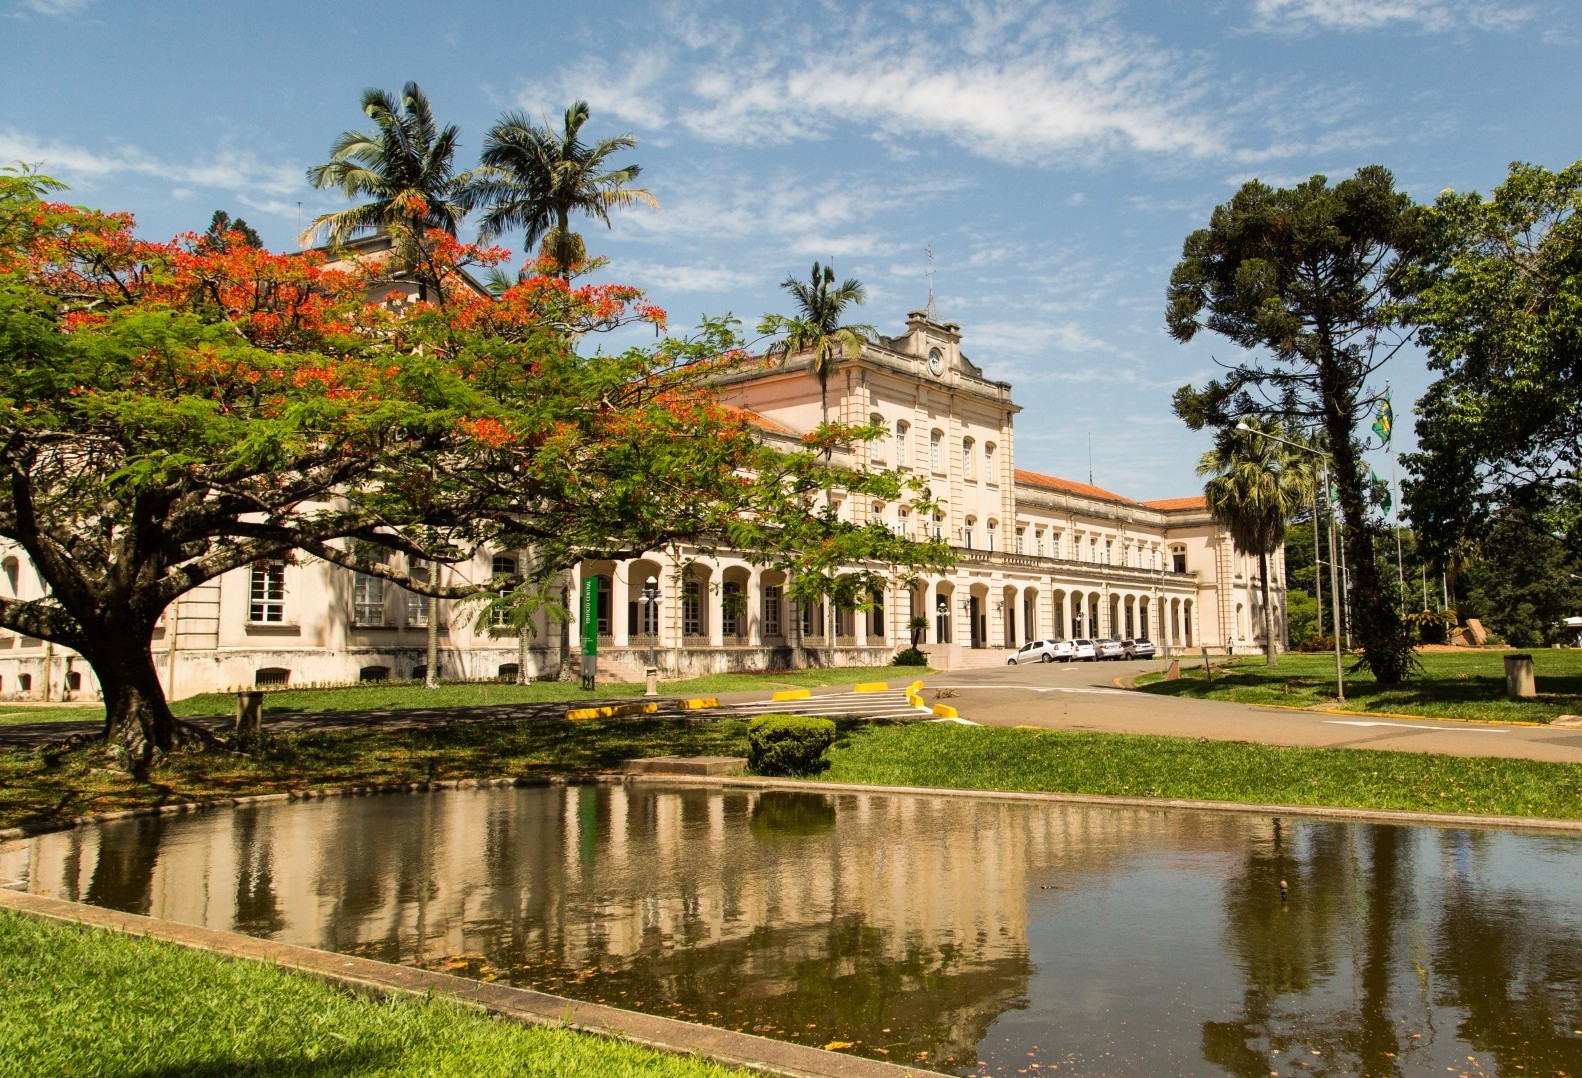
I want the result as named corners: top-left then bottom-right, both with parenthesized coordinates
top-left (4, 0), bottom-right (1578, 501)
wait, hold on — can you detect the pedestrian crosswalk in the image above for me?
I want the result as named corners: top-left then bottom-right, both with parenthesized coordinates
top-left (724, 688), bottom-right (935, 722)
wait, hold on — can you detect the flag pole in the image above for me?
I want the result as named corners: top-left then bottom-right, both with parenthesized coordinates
top-left (1386, 385), bottom-right (1405, 614)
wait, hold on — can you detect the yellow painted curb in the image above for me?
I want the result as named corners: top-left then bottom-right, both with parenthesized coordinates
top-left (678, 697), bottom-right (719, 710)
top-left (566, 701), bottom-right (661, 721)
top-left (771, 688), bottom-right (811, 701)
top-left (932, 704), bottom-right (958, 719)
top-left (853, 681), bottom-right (889, 693)
top-left (908, 680), bottom-right (924, 695)
top-left (906, 693), bottom-right (923, 708)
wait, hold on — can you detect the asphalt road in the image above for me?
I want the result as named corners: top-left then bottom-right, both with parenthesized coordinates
top-left (916, 659), bottom-right (1582, 764)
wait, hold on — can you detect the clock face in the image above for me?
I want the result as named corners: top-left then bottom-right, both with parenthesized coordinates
top-left (927, 348), bottom-right (944, 377)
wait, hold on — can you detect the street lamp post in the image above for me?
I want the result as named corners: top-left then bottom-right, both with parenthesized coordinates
top-left (1235, 421), bottom-right (1345, 702)
top-left (640, 581), bottom-right (661, 693)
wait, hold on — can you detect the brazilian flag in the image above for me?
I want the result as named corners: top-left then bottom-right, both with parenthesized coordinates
top-left (1371, 469), bottom-right (1393, 515)
top-left (1371, 394), bottom-right (1393, 445)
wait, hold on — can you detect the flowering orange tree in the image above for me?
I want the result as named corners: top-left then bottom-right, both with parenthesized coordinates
top-left (0, 173), bottom-right (950, 767)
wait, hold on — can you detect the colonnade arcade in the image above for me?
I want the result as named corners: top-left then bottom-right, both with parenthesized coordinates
top-left (564, 555), bottom-right (1200, 670)
top-left (908, 579), bottom-right (1196, 649)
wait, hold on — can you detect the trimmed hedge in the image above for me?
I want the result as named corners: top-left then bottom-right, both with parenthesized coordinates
top-left (747, 714), bottom-right (836, 777)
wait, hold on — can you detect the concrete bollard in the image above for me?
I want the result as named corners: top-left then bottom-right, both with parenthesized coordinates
top-left (644, 667), bottom-right (660, 697)
top-left (234, 690), bottom-right (265, 736)
top-left (1165, 659), bottom-right (1181, 681)
top-left (1504, 653), bottom-right (1536, 700)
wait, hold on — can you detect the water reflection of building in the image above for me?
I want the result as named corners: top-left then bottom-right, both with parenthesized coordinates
top-left (11, 789), bottom-right (1577, 1072)
top-left (6, 785), bottom-right (1257, 1061)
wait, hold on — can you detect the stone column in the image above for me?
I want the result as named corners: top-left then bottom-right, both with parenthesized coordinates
top-left (612, 561), bottom-right (630, 647)
top-left (747, 572), bottom-right (763, 646)
top-left (708, 570), bottom-right (725, 649)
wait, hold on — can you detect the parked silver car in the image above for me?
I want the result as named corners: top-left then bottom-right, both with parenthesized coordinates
top-left (1093, 637), bottom-right (1127, 660)
top-left (1121, 638), bottom-right (1157, 660)
top-left (1007, 639), bottom-right (1076, 664)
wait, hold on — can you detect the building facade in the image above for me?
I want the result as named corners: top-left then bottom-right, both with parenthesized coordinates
top-left (0, 309), bottom-right (1284, 701)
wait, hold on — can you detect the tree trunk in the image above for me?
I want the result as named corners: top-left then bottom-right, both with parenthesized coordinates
top-left (1321, 377), bottom-right (1409, 683)
top-left (90, 627), bottom-right (180, 770)
top-left (1258, 551), bottom-right (1276, 667)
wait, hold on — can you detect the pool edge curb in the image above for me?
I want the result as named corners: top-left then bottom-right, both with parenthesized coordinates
top-left (6, 767), bottom-right (1582, 843)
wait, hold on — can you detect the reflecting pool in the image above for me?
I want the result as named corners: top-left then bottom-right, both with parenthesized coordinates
top-left (4, 783), bottom-right (1581, 1075)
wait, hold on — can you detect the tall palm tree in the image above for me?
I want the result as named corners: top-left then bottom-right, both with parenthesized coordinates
top-left (1198, 417), bottom-right (1316, 666)
top-left (468, 101), bottom-right (656, 277)
top-left (759, 263), bottom-right (875, 670)
top-left (303, 82), bottom-right (474, 271)
top-left (758, 262), bottom-right (875, 428)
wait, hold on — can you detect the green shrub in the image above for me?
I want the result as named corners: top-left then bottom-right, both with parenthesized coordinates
top-left (747, 714), bottom-right (836, 776)
top-left (891, 647), bottom-right (928, 666)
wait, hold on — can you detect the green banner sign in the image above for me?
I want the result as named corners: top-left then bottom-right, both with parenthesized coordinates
top-left (580, 576), bottom-right (598, 658)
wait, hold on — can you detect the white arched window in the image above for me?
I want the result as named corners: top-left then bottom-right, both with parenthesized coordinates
top-left (930, 429), bottom-right (943, 472)
top-left (895, 420), bottom-right (909, 466)
top-left (984, 441), bottom-right (997, 482)
top-left (490, 554), bottom-right (518, 627)
top-left (868, 413), bottom-right (884, 463)
top-left (986, 519), bottom-right (998, 552)
top-left (962, 437), bottom-right (976, 479)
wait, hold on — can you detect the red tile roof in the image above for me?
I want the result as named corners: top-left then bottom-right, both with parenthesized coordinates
top-left (1142, 496), bottom-right (1208, 512)
top-left (1013, 469), bottom-right (1137, 505)
top-left (720, 405), bottom-right (795, 436)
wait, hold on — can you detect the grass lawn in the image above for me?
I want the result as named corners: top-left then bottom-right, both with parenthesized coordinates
top-left (0, 716), bottom-right (750, 831)
top-left (6, 711), bottom-right (1582, 832)
top-left (1135, 648), bottom-right (1582, 723)
top-left (1, 666), bottom-right (927, 726)
top-left (0, 910), bottom-right (746, 1078)
top-left (823, 722), bottom-right (1582, 820)
top-left (0, 704), bottom-right (101, 727)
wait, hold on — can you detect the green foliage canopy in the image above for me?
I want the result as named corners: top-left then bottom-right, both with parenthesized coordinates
top-left (0, 173), bottom-right (949, 766)
top-left (1401, 160), bottom-right (1582, 561)
top-left (1166, 166), bottom-right (1420, 682)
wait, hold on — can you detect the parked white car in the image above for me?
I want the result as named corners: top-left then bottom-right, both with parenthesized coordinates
top-left (1070, 638), bottom-right (1098, 661)
top-left (1093, 638), bottom-right (1127, 660)
top-left (1007, 639), bottom-right (1076, 664)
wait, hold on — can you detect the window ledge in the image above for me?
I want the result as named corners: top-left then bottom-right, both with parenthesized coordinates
top-left (245, 623), bottom-right (301, 635)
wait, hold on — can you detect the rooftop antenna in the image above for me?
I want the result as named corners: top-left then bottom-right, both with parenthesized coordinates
top-left (924, 244), bottom-right (937, 320)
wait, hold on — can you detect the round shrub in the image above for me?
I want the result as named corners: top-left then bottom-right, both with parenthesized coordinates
top-left (891, 647), bottom-right (928, 666)
top-left (747, 714), bottom-right (836, 777)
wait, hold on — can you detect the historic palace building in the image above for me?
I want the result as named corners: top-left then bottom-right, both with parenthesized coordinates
top-left (0, 308), bottom-right (1284, 700)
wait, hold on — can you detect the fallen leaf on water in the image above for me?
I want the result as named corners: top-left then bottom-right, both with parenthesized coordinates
top-left (823, 1041), bottom-right (853, 1050)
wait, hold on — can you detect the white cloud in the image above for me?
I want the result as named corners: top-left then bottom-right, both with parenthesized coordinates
top-left (618, 259), bottom-right (760, 293)
top-left (1248, 0), bottom-right (1532, 33)
top-left (683, 36), bottom-right (1225, 162)
top-left (0, 130), bottom-right (302, 197)
top-left (14, 0), bottom-right (93, 16)
top-left (549, 1), bottom-right (1228, 167)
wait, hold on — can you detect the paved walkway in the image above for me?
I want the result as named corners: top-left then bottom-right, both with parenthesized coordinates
top-left (918, 660), bottom-right (1582, 764)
